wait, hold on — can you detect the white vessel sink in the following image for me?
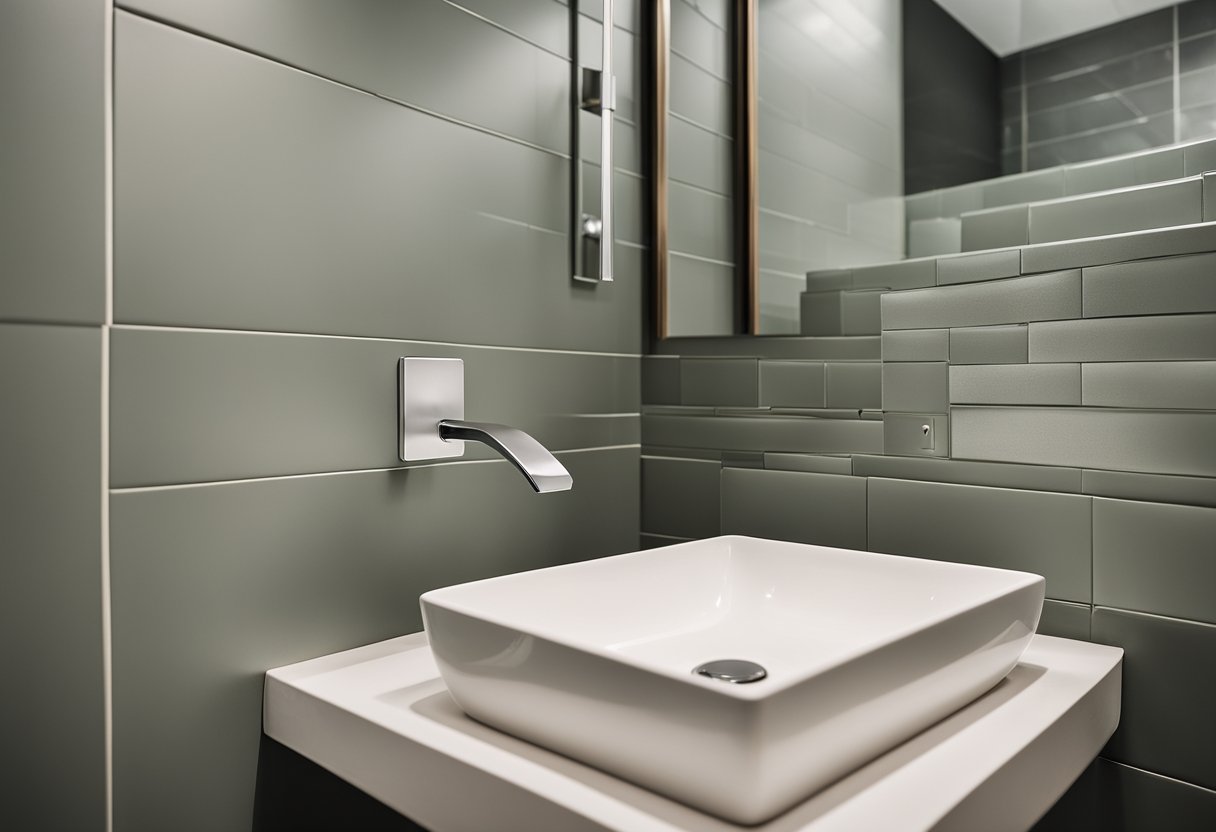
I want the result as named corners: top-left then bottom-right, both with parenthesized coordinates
top-left (421, 536), bottom-right (1045, 824)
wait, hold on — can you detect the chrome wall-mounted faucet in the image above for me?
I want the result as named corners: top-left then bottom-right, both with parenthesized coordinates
top-left (397, 357), bottom-right (573, 493)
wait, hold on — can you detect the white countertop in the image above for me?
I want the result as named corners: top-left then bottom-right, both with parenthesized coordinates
top-left (264, 633), bottom-right (1122, 832)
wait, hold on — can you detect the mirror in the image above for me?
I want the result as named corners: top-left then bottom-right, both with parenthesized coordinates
top-left (654, 0), bottom-right (1216, 338)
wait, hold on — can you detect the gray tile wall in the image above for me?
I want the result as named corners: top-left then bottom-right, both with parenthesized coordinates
top-left (1001, 2), bottom-right (1216, 172)
top-left (645, 220), bottom-right (1216, 824)
top-left (0, 3), bottom-right (647, 830)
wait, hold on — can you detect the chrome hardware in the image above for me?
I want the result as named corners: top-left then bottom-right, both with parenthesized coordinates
top-left (693, 660), bottom-right (768, 684)
top-left (572, 0), bottom-right (615, 283)
top-left (397, 357), bottom-right (573, 493)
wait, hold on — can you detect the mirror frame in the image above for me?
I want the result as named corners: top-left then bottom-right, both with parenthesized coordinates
top-left (652, 0), bottom-right (758, 339)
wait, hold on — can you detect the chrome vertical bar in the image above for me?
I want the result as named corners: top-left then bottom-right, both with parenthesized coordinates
top-left (599, 0), bottom-right (615, 282)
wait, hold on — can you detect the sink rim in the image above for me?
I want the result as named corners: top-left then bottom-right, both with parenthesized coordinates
top-left (421, 535), bottom-right (1045, 702)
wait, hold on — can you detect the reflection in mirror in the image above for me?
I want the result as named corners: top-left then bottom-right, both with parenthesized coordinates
top-left (655, 0), bottom-right (1216, 339)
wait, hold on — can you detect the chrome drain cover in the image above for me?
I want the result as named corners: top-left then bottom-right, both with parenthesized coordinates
top-left (692, 659), bottom-right (767, 684)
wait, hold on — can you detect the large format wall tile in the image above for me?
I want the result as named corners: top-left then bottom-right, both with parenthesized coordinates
top-left (952, 407), bottom-right (1216, 477)
top-left (1020, 221), bottom-right (1216, 273)
top-left (1091, 608), bottom-right (1216, 790)
top-left (641, 456), bottom-right (721, 539)
top-left (1082, 361), bottom-right (1216, 410)
top-left (114, 14), bottom-right (642, 354)
top-left (1082, 251), bottom-right (1216, 317)
top-left (950, 364), bottom-right (1080, 405)
top-left (643, 413), bottom-right (883, 454)
top-left (720, 468), bottom-right (867, 550)
top-left (0, 324), bottom-right (105, 831)
top-left (1028, 178), bottom-right (1204, 244)
top-left (867, 478), bottom-right (1092, 602)
top-left (882, 270), bottom-right (1081, 330)
top-left (110, 328), bottom-right (638, 488)
top-left (0, 0), bottom-right (106, 324)
top-left (110, 447), bottom-right (639, 832)
top-left (1027, 314), bottom-right (1216, 362)
top-left (1033, 758), bottom-right (1216, 832)
top-left (1093, 499), bottom-right (1216, 624)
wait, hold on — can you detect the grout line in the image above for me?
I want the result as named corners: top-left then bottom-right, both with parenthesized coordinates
top-left (108, 444), bottom-right (641, 495)
top-left (109, 324), bottom-right (641, 359)
top-left (102, 1), bottom-right (115, 828)
top-left (1106, 760), bottom-right (1216, 794)
top-left (1092, 605), bottom-right (1216, 628)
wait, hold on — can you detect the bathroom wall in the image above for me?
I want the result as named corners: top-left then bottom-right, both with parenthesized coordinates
top-left (2, 1), bottom-right (645, 830)
top-left (1002, 0), bottom-right (1216, 172)
top-left (756, 0), bottom-right (905, 333)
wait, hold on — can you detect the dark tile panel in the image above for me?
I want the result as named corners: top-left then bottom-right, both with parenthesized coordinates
top-left (1028, 81), bottom-right (1173, 145)
top-left (0, 0), bottom-right (105, 324)
top-left (867, 478), bottom-right (1092, 602)
top-left (640, 533), bottom-right (693, 550)
top-left (110, 447), bottom-right (639, 832)
top-left (1026, 113), bottom-right (1175, 170)
top-left (952, 407), bottom-right (1216, 478)
top-left (1033, 758), bottom-right (1216, 832)
top-left (1082, 468), bottom-right (1216, 508)
top-left (0, 324), bottom-right (105, 832)
top-left (641, 456), bottom-right (720, 539)
top-left (1092, 608), bottom-right (1216, 790)
top-left (881, 271), bottom-right (1081, 331)
top-left (1083, 251), bottom-right (1216, 318)
top-left (1038, 600), bottom-right (1092, 641)
top-left (1182, 0), bottom-right (1216, 38)
top-left (1022, 9), bottom-right (1173, 85)
top-left (1181, 31), bottom-right (1216, 73)
top-left (1093, 498), bottom-right (1216, 624)
top-left (851, 454), bottom-right (1082, 493)
top-left (720, 468), bottom-right (867, 550)
top-left (1027, 46), bottom-right (1174, 112)
top-left (118, 1), bottom-right (571, 152)
top-left (110, 328), bottom-right (639, 488)
top-left (1020, 221), bottom-right (1216, 273)
top-left (642, 413), bottom-right (883, 454)
top-left (114, 15), bottom-right (642, 354)
top-left (641, 357), bottom-right (681, 405)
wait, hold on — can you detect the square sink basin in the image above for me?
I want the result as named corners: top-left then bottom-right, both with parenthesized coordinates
top-left (421, 536), bottom-right (1044, 825)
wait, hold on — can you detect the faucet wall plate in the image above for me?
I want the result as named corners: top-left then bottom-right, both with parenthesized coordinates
top-left (398, 357), bottom-right (465, 461)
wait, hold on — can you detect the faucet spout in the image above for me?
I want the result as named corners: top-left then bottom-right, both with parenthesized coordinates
top-left (438, 420), bottom-right (573, 493)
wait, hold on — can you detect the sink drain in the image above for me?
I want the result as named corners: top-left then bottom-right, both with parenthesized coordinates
top-left (692, 659), bottom-right (767, 684)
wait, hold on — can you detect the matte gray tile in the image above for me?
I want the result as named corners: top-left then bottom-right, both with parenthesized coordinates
top-left (0, 0), bottom-right (105, 324)
top-left (826, 362), bottom-right (882, 409)
top-left (758, 360), bottom-right (825, 408)
top-left (1133, 145), bottom-right (1186, 184)
top-left (640, 533), bottom-right (693, 550)
top-left (841, 290), bottom-right (885, 335)
top-left (1028, 314), bottom-right (1216, 362)
top-left (907, 218), bottom-right (961, 258)
top-left (120, 1), bottom-right (571, 152)
top-left (668, 181), bottom-right (735, 263)
top-left (950, 364), bottom-right (1081, 405)
top-left (1181, 1), bottom-right (1216, 38)
top-left (852, 454), bottom-right (1081, 493)
top-left (641, 357), bottom-right (681, 405)
top-left (763, 453), bottom-right (853, 475)
top-left (881, 329), bottom-right (949, 362)
top-left (952, 407), bottom-right (1216, 477)
top-left (936, 249), bottom-right (1021, 285)
top-left (1206, 172), bottom-right (1216, 221)
top-left (650, 335), bottom-right (880, 360)
top-left (1063, 154), bottom-right (1141, 195)
top-left (949, 325), bottom-right (1029, 365)
top-left (1083, 251), bottom-right (1216, 317)
top-left (641, 456), bottom-right (721, 538)
top-left (1021, 221), bottom-right (1216, 273)
top-left (905, 190), bottom-right (943, 221)
top-left (1093, 499), bottom-right (1216, 624)
top-left (667, 115), bottom-right (734, 196)
top-left (110, 448), bottom-right (638, 832)
top-left (882, 362), bottom-right (949, 412)
top-left (1083, 362), bottom-right (1216, 409)
top-left (1091, 609), bottom-right (1216, 790)
top-left (721, 450), bottom-right (766, 469)
top-left (110, 328), bottom-right (639, 488)
top-left (1033, 758), bottom-right (1216, 832)
top-left (961, 204), bottom-right (1029, 251)
top-left (867, 478), bottom-right (1092, 602)
top-left (804, 268), bottom-right (853, 291)
top-left (1082, 468), bottom-right (1216, 509)
top-left (721, 468), bottom-right (867, 550)
top-left (1184, 138), bottom-right (1216, 175)
top-left (0, 324), bottom-right (105, 832)
top-left (882, 271), bottom-right (1081, 330)
top-left (667, 254), bottom-right (735, 338)
top-left (642, 413), bottom-right (883, 454)
top-left (679, 358), bottom-right (758, 407)
top-left (801, 290), bottom-right (848, 336)
top-left (1037, 600), bottom-right (1091, 641)
top-left (883, 413), bottom-right (949, 458)
top-left (981, 168), bottom-right (1065, 207)
top-left (939, 182), bottom-right (985, 216)
top-left (1029, 179), bottom-right (1204, 245)
top-left (115, 15), bottom-right (641, 354)
top-left (852, 258), bottom-right (938, 291)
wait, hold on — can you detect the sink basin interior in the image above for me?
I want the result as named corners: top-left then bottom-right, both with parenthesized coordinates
top-left (425, 535), bottom-right (1043, 694)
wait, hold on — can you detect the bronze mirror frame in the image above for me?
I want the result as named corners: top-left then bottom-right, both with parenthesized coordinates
top-left (652, 0), bottom-right (758, 339)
